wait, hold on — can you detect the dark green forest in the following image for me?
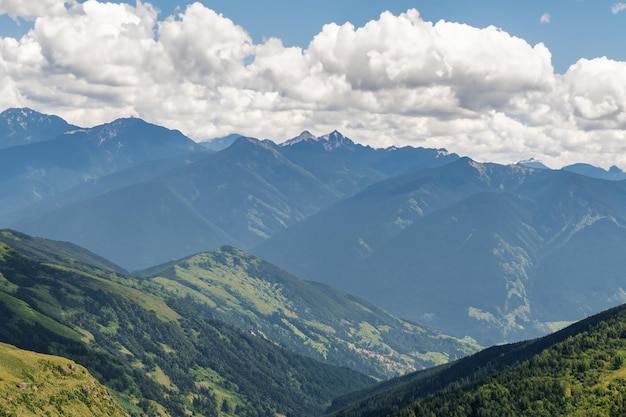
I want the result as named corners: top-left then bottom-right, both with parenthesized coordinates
top-left (330, 304), bottom-right (626, 417)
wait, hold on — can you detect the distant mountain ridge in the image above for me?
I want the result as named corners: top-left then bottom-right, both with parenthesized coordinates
top-left (562, 162), bottom-right (626, 180)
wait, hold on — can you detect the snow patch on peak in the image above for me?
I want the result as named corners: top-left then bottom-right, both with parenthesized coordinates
top-left (319, 130), bottom-right (355, 151)
top-left (517, 158), bottom-right (551, 170)
top-left (281, 130), bottom-right (317, 146)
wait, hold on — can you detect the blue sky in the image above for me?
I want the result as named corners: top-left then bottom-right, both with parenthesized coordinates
top-left (0, 0), bottom-right (625, 168)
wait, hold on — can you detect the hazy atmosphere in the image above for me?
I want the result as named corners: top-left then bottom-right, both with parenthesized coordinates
top-left (1, 0), bottom-right (625, 168)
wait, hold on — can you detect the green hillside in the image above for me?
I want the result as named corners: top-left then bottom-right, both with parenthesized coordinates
top-left (0, 229), bottom-right (373, 416)
top-left (0, 342), bottom-right (127, 417)
top-left (139, 246), bottom-right (480, 379)
top-left (329, 303), bottom-right (626, 417)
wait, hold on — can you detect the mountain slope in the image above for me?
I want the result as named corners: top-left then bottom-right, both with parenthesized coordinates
top-left (3, 151), bottom-right (209, 226)
top-left (255, 159), bottom-right (626, 344)
top-left (13, 181), bottom-right (241, 269)
top-left (0, 230), bottom-right (374, 417)
top-left (329, 302), bottom-right (626, 417)
top-left (254, 158), bottom-right (523, 290)
top-left (137, 246), bottom-right (480, 379)
top-left (0, 342), bottom-right (127, 417)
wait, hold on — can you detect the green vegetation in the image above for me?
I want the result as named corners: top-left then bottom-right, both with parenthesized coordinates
top-left (0, 342), bottom-right (127, 417)
top-left (140, 246), bottom-right (480, 379)
top-left (0, 230), bottom-right (373, 416)
top-left (329, 303), bottom-right (626, 417)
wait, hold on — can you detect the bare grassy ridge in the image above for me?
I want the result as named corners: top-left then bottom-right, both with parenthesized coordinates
top-left (0, 342), bottom-right (127, 417)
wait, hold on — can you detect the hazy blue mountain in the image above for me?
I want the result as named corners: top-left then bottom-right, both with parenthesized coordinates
top-left (562, 162), bottom-right (626, 180)
top-left (199, 132), bottom-right (243, 151)
top-left (12, 132), bottom-right (463, 271)
top-left (3, 152), bottom-right (208, 226)
top-left (14, 137), bottom-right (344, 270)
top-left (254, 158), bottom-right (513, 287)
top-left (13, 180), bottom-right (240, 270)
top-left (255, 159), bottom-right (626, 345)
top-left (0, 116), bottom-right (207, 216)
top-left (0, 107), bottom-right (77, 149)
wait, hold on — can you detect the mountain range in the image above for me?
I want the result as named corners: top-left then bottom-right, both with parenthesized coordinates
top-left (2, 108), bottom-right (458, 271)
top-left (4, 107), bottom-right (626, 416)
top-left (3, 107), bottom-right (626, 347)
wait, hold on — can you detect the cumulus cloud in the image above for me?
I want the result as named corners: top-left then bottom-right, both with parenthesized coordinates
top-left (0, 1), bottom-right (625, 169)
top-left (611, 3), bottom-right (626, 14)
top-left (540, 13), bottom-right (551, 24)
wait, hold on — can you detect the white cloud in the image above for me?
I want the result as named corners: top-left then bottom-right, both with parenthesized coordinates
top-left (540, 13), bottom-right (551, 24)
top-left (611, 3), bottom-right (626, 14)
top-left (1, 2), bottom-right (626, 169)
top-left (0, 0), bottom-right (72, 20)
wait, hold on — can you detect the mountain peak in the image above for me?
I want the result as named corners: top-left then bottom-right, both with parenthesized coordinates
top-left (516, 158), bottom-right (551, 170)
top-left (281, 130), bottom-right (356, 151)
top-left (0, 107), bottom-right (77, 149)
top-left (281, 130), bottom-right (317, 146)
top-left (319, 130), bottom-right (356, 151)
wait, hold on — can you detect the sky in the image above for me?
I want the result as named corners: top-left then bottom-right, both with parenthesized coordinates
top-left (0, 0), bottom-right (625, 169)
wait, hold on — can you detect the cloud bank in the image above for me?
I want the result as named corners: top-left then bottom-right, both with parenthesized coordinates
top-left (1, 0), bottom-right (625, 168)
